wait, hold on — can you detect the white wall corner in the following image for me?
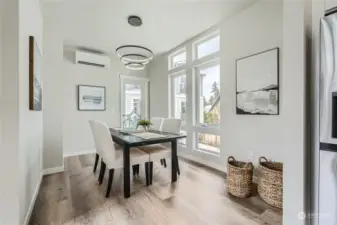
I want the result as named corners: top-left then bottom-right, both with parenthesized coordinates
top-left (43, 165), bottom-right (64, 176)
top-left (22, 172), bottom-right (43, 225)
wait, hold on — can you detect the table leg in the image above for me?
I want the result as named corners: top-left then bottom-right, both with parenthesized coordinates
top-left (123, 144), bottom-right (131, 198)
top-left (171, 140), bottom-right (177, 183)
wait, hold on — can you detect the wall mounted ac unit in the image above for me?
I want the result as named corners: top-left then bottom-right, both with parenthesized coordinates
top-left (75, 51), bottom-right (110, 68)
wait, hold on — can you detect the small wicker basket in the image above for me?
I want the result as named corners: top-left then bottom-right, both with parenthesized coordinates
top-left (257, 157), bottom-right (283, 209)
top-left (227, 156), bottom-right (254, 198)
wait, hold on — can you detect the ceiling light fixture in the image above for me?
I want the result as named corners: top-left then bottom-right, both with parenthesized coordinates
top-left (128, 15), bottom-right (143, 27)
top-left (116, 45), bottom-right (153, 70)
top-left (125, 62), bottom-right (145, 70)
top-left (120, 54), bottom-right (149, 64)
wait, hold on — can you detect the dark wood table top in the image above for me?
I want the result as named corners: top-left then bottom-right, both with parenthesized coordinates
top-left (110, 128), bottom-right (187, 147)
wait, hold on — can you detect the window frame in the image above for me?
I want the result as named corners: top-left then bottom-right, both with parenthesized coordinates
top-left (168, 48), bottom-right (186, 70)
top-left (169, 70), bottom-right (187, 146)
top-left (169, 71), bottom-right (187, 122)
top-left (194, 59), bottom-right (220, 129)
top-left (166, 27), bottom-right (221, 157)
top-left (192, 30), bottom-right (220, 61)
top-left (195, 132), bottom-right (220, 156)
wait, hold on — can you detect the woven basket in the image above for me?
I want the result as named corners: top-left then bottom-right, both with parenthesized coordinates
top-left (227, 156), bottom-right (254, 198)
top-left (257, 157), bottom-right (283, 208)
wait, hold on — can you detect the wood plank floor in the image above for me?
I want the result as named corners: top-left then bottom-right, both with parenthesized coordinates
top-left (29, 154), bottom-right (282, 225)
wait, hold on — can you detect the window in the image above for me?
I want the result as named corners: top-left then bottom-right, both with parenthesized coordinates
top-left (167, 29), bottom-right (221, 155)
top-left (172, 74), bottom-right (187, 122)
top-left (197, 133), bottom-right (220, 154)
top-left (133, 99), bottom-right (141, 116)
top-left (196, 63), bottom-right (220, 127)
top-left (179, 130), bottom-right (187, 146)
top-left (195, 34), bottom-right (220, 59)
top-left (169, 49), bottom-right (186, 70)
top-left (170, 73), bottom-right (187, 146)
top-left (125, 84), bottom-right (141, 117)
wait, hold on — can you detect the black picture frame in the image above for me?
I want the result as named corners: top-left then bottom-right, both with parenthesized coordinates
top-left (29, 36), bottom-right (43, 111)
top-left (77, 85), bottom-right (106, 111)
top-left (235, 47), bottom-right (280, 115)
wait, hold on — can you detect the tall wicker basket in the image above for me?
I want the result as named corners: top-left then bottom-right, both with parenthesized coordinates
top-left (227, 156), bottom-right (254, 198)
top-left (257, 157), bottom-right (283, 209)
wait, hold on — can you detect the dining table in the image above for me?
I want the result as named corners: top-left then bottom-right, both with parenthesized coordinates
top-left (109, 128), bottom-right (187, 198)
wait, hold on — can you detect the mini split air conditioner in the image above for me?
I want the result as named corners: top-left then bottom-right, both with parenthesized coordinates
top-left (75, 51), bottom-right (110, 68)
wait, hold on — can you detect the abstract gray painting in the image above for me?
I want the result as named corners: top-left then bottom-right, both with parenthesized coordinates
top-left (236, 48), bottom-right (279, 115)
top-left (78, 85), bottom-right (106, 111)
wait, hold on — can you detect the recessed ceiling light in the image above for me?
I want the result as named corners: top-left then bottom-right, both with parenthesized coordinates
top-left (128, 15), bottom-right (142, 27)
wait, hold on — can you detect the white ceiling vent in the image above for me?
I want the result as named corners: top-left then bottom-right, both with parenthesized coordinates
top-left (75, 51), bottom-right (110, 68)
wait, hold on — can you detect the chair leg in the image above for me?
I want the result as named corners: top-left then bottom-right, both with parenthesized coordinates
top-left (106, 169), bottom-right (114, 198)
top-left (93, 153), bottom-right (99, 173)
top-left (132, 165), bottom-right (137, 176)
top-left (132, 164), bottom-right (140, 176)
top-left (145, 162), bottom-right (150, 186)
top-left (176, 157), bottom-right (180, 175)
top-left (99, 161), bottom-right (106, 185)
top-left (149, 162), bottom-right (153, 185)
top-left (163, 159), bottom-right (167, 168)
top-left (160, 159), bottom-right (164, 166)
top-left (98, 159), bottom-right (104, 183)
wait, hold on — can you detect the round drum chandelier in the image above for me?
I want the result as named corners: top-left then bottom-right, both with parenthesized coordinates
top-left (116, 45), bottom-right (154, 70)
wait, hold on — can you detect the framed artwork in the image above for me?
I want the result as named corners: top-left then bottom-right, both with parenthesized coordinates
top-left (236, 47), bottom-right (279, 115)
top-left (77, 85), bottom-right (106, 111)
top-left (29, 36), bottom-right (43, 111)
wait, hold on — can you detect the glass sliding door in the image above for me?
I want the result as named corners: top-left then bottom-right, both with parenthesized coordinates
top-left (120, 76), bottom-right (149, 129)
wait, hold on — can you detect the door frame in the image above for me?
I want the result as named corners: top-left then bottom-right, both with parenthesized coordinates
top-left (120, 74), bottom-right (150, 126)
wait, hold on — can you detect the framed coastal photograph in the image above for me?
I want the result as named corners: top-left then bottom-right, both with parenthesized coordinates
top-left (29, 36), bottom-right (43, 111)
top-left (77, 85), bottom-right (106, 111)
top-left (236, 48), bottom-right (279, 115)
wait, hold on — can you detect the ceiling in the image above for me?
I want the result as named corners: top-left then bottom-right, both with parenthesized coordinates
top-left (43, 0), bottom-right (257, 55)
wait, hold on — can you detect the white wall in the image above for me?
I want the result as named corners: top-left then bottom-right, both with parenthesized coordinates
top-left (311, 1), bottom-right (325, 224)
top-left (149, 55), bottom-right (169, 118)
top-left (43, 3), bottom-right (64, 169)
top-left (42, 3), bottom-right (149, 167)
top-left (62, 50), bottom-right (148, 156)
top-left (282, 1), bottom-right (306, 224)
top-left (0, 0), bottom-right (43, 224)
top-left (18, 0), bottom-right (43, 224)
top-left (0, 0), bottom-right (20, 224)
top-left (220, 1), bottom-right (283, 166)
top-left (150, 1), bottom-right (308, 224)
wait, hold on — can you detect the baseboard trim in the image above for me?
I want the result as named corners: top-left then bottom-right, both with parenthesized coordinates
top-left (63, 149), bottom-right (96, 158)
top-left (43, 165), bottom-right (64, 175)
top-left (23, 172), bottom-right (43, 225)
top-left (178, 153), bottom-right (258, 183)
top-left (178, 153), bottom-right (226, 172)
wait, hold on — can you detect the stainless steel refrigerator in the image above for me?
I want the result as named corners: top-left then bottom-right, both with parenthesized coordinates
top-left (319, 12), bottom-right (337, 225)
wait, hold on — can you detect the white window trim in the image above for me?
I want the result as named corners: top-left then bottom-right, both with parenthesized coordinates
top-left (194, 59), bottom-right (220, 129)
top-left (168, 70), bottom-right (186, 118)
top-left (166, 27), bottom-right (221, 157)
top-left (168, 47), bottom-right (186, 71)
top-left (169, 70), bottom-right (187, 147)
top-left (192, 30), bottom-right (220, 61)
top-left (120, 74), bottom-right (150, 125)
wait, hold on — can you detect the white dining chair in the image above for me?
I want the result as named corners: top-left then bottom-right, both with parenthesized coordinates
top-left (138, 118), bottom-right (182, 184)
top-left (93, 120), bottom-right (150, 197)
top-left (89, 120), bottom-right (122, 174)
top-left (133, 117), bottom-right (164, 176)
top-left (150, 117), bottom-right (164, 131)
